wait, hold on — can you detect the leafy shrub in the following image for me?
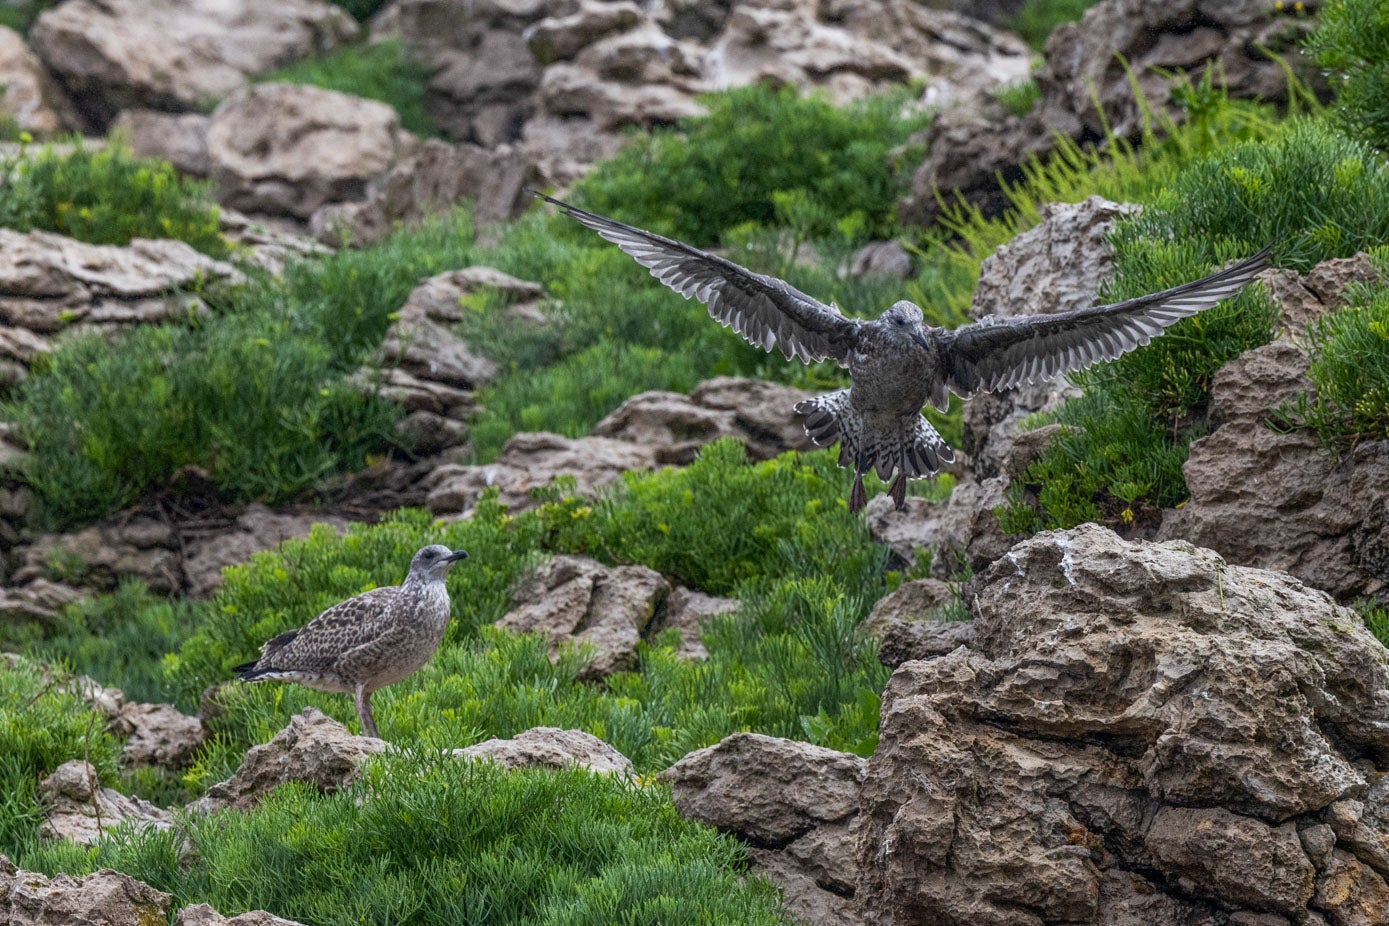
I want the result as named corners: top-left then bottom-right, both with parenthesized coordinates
top-left (1306, 0), bottom-right (1389, 150)
top-left (1003, 122), bottom-right (1389, 530)
top-left (0, 142), bottom-right (228, 257)
top-left (1007, 0), bottom-right (1104, 51)
top-left (259, 40), bottom-right (437, 137)
top-left (574, 83), bottom-right (927, 244)
top-left (27, 754), bottom-right (788, 926)
top-left (0, 657), bottom-right (121, 858)
top-left (1283, 274), bottom-right (1389, 446)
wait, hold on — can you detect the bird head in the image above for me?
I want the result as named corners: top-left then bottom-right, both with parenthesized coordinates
top-left (410, 544), bottom-right (468, 581)
top-left (881, 301), bottom-right (930, 350)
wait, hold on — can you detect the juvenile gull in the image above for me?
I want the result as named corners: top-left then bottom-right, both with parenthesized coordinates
top-left (234, 544), bottom-right (468, 739)
top-left (536, 192), bottom-right (1273, 512)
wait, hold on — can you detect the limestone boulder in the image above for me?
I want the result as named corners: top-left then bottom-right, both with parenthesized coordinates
top-left (176, 904), bottom-right (308, 926)
top-left (1258, 251), bottom-right (1386, 336)
top-left (113, 702), bottom-right (205, 769)
top-left (193, 707), bottom-right (386, 813)
top-left (855, 525), bottom-right (1389, 925)
top-left (0, 855), bottom-right (171, 925)
top-left (453, 727), bottom-right (634, 775)
top-left (594, 377), bottom-right (814, 465)
top-left (38, 760), bottom-right (174, 846)
top-left (1160, 339), bottom-right (1388, 603)
top-left (424, 432), bottom-right (658, 515)
top-left (30, 0), bottom-right (358, 130)
top-left (647, 586), bottom-right (738, 660)
top-left (865, 473), bottom-right (1011, 578)
top-left (0, 25), bottom-right (78, 138)
top-left (0, 229), bottom-right (241, 360)
top-left (860, 578), bottom-right (973, 668)
top-left (13, 516), bottom-right (182, 595)
top-left (0, 579), bottom-right (85, 627)
top-left (663, 733), bottom-right (867, 926)
top-left (496, 555), bottom-right (670, 679)
top-left (207, 83), bottom-right (407, 220)
top-left (111, 110), bottom-right (210, 176)
top-left (182, 507), bottom-right (350, 599)
top-left (217, 210), bottom-right (333, 278)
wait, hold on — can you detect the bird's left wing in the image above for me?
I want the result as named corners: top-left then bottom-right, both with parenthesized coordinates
top-left (534, 192), bottom-right (862, 363)
top-left (939, 247), bottom-right (1273, 396)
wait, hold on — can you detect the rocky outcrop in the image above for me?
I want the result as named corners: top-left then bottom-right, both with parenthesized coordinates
top-left (860, 578), bottom-right (973, 668)
top-left (593, 377), bottom-right (815, 465)
top-left (112, 109), bottom-right (211, 177)
top-left (453, 727), bottom-right (634, 775)
top-left (175, 904), bottom-right (308, 926)
top-left (113, 702), bottom-right (205, 768)
top-left (0, 228), bottom-right (242, 372)
top-left (647, 586), bottom-right (738, 661)
top-left (30, 0), bottom-right (358, 131)
top-left (180, 506), bottom-right (350, 598)
top-left (0, 854), bottom-right (172, 925)
top-left (38, 760), bottom-right (173, 845)
top-left (1258, 250), bottom-right (1387, 336)
top-left (208, 83), bottom-right (409, 220)
top-left (855, 524), bottom-right (1389, 926)
top-left (424, 432), bottom-right (658, 515)
top-left (902, 0), bottom-right (1313, 224)
top-left (176, 904), bottom-right (308, 926)
top-left (193, 707), bottom-right (386, 813)
top-left (0, 25), bottom-right (79, 138)
top-left (1160, 338), bottom-right (1389, 603)
top-left (663, 733), bottom-right (867, 926)
top-left (496, 555), bottom-right (670, 679)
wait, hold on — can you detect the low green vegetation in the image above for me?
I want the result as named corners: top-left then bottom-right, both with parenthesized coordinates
top-left (1283, 269), bottom-right (1389, 447)
top-left (0, 0), bottom-right (57, 34)
top-left (1306, 0), bottom-right (1389, 150)
top-left (27, 755), bottom-right (788, 926)
top-left (326, 0), bottom-right (391, 21)
top-left (1007, 0), bottom-right (1104, 51)
top-left (260, 39), bottom-right (438, 138)
top-left (1001, 122), bottom-right (1389, 531)
top-left (577, 84), bottom-right (927, 245)
top-left (0, 141), bottom-right (228, 257)
top-left (995, 78), bottom-right (1041, 118)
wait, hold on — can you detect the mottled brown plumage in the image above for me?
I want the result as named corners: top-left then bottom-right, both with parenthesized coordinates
top-left (234, 544), bottom-right (468, 739)
top-left (536, 192), bottom-right (1273, 512)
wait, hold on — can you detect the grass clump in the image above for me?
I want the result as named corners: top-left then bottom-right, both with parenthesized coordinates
top-left (995, 79), bottom-right (1042, 118)
top-left (1306, 0), bottom-right (1389, 150)
top-left (0, 1), bottom-right (57, 35)
top-left (27, 754), bottom-right (788, 926)
top-left (1283, 273), bottom-right (1389, 446)
top-left (575, 83), bottom-right (927, 245)
top-left (0, 656), bottom-right (121, 858)
top-left (1001, 122), bottom-right (1389, 531)
top-left (1007, 0), bottom-right (1103, 51)
top-left (0, 141), bottom-right (228, 258)
top-left (259, 40), bottom-right (437, 137)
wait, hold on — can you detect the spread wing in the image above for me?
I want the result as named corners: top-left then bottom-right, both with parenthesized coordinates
top-left (941, 247), bottom-right (1273, 395)
top-left (534, 192), bottom-right (862, 363)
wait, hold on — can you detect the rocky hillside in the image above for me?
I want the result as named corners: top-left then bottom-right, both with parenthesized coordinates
top-left (1, 0), bottom-right (1387, 924)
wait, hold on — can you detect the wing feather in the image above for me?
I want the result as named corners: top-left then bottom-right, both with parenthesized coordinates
top-left (941, 247), bottom-right (1273, 395)
top-left (534, 192), bottom-right (862, 363)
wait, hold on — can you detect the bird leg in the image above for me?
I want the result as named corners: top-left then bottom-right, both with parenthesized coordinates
top-left (354, 683), bottom-right (380, 739)
top-left (849, 472), bottom-right (868, 514)
top-left (888, 473), bottom-right (908, 511)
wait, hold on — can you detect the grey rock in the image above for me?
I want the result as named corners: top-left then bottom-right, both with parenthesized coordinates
top-left (647, 585), bottom-right (738, 660)
top-left (855, 525), bottom-right (1389, 926)
top-left (114, 702), bottom-right (205, 769)
top-left (0, 578), bottom-right (85, 626)
top-left (217, 209), bottom-right (333, 278)
top-left (0, 855), bottom-right (172, 925)
top-left (39, 760), bottom-right (174, 845)
top-left (208, 83), bottom-right (406, 220)
top-left (453, 727), bottom-right (634, 775)
top-left (182, 506), bottom-right (350, 599)
top-left (175, 903), bottom-right (309, 926)
top-left (111, 110), bottom-right (210, 176)
top-left (0, 24), bottom-right (78, 138)
top-left (424, 431), bottom-right (658, 515)
top-left (497, 555), bottom-right (670, 679)
top-left (30, 0), bottom-right (358, 130)
top-left (194, 707), bottom-right (386, 813)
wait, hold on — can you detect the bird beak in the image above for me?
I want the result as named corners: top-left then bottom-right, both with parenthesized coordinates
top-left (913, 330), bottom-right (930, 351)
top-left (444, 550), bottom-right (469, 563)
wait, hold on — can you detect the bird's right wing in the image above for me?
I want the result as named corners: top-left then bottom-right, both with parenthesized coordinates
top-left (940, 247), bottom-right (1273, 395)
top-left (535, 192), bottom-right (862, 363)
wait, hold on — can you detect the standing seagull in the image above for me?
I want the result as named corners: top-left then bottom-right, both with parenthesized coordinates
top-left (234, 544), bottom-right (468, 739)
top-left (535, 192), bottom-right (1272, 512)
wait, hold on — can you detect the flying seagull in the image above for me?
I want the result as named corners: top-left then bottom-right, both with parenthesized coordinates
top-left (535, 191), bottom-right (1272, 513)
top-left (234, 544), bottom-right (468, 739)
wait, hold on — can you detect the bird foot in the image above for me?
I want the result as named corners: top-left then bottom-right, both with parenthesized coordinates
top-left (849, 475), bottom-right (867, 514)
top-left (889, 474), bottom-right (908, 511)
